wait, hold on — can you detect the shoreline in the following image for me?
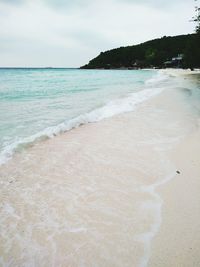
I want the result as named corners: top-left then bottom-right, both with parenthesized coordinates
top-left (145, 69), bottom-right (200, 266)
top-left (0, 70), bottom-right (200, 266)
top-left (1, 68), bottom-right (200, 167)
top-left (0, 69), bottom-right (161, 166)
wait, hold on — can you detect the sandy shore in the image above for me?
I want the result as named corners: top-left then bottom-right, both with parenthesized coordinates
top-left (148, 69), bottom-right (200, 266)
top-left (161, 68), bottom-right (200, 76)
top-left (148, 128), bottom-right (200, 267)
top-left (0, 70), bottom-right (200, 266)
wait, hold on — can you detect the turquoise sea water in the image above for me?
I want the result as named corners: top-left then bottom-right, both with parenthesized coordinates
top-left (3, 68), bottom-right (200, 164)
top-left (0, 68), bottom-right (160, 163)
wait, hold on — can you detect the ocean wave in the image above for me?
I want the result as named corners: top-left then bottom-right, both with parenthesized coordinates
top-left (0, 71), bottom-right (170, 165)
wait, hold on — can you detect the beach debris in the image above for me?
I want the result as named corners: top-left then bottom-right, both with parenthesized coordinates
top-left (176, 170), bottom-right (180, 174)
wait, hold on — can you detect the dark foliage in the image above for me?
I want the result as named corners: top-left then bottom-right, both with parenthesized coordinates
top-left (184, 34), bottom-right (200, 68)
top-left (80, 34), bottom-right (200, 69)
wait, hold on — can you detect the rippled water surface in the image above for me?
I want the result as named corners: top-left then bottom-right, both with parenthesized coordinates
top-left (0, 68), bottom-right (156, 163)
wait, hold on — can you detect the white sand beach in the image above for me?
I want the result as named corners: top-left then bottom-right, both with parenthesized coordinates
top-left (148, 69), bottom-right (200, 267)
top-left (149, 128), bottom-right (200, 267)
top-left (0, 69), bottom-right (200, 266)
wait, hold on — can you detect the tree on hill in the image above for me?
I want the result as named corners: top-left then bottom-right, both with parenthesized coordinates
top-left (184, 1), bottom-right (200, 68)
top-left (81, 35), bottom-right (194, 69)
top-left (193, 0), bottom-right (200, 33)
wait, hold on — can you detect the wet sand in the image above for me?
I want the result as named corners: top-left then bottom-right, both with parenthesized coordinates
top-left (0, 70), bottom-right (200, 266)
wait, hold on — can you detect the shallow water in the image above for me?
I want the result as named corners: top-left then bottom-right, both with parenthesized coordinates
top-left (0, 68), bottom-right (157, 164)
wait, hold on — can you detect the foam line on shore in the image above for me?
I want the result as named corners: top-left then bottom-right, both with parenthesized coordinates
top-left (0, 71), bottom-right (169, 166)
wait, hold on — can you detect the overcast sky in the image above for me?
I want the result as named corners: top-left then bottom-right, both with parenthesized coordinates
top-left (0, 0), bottom-right (196, 67)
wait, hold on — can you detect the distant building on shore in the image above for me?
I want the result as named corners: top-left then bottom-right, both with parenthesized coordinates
top-left (164, 54), bottom-right (184, 68)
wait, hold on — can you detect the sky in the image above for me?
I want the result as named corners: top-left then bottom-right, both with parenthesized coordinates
top-left (0, 0), bottom-right (196, 67)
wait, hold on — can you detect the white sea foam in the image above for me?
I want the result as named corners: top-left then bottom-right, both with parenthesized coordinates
top-left (145, 70), bottom-right (170, 85)
top-left (0, 71), bottom-right (170, 165)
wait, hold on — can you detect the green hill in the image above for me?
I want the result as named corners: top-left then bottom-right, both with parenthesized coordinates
top-left (81, 34), bottom-right (200, 69)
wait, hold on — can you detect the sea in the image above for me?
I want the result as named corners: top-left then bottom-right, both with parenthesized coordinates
top-left (0, 68), bottom-right (169, 165)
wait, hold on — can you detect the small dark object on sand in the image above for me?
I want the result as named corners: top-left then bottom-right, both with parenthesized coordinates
top-left (176, 170), bottom-right (180, 174)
